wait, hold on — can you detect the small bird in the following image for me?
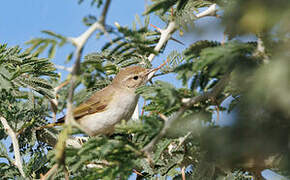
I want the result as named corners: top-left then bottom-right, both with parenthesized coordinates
top-left (45, 66), bottom-right (152, 136)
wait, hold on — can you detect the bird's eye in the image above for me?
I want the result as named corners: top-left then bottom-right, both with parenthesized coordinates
top-left (133, 76), bottom-right (139, 80)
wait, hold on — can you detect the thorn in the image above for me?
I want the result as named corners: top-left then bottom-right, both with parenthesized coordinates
top-left (133, 169), bottom-right (143, 176)
top-left (150, 23), bottom-right (184, 45)
top-left (211, 97), bottom-right (220, 123)
top-left (114, 22), bottom-right (120, 29)
top-left (170, 37), bottom-right (185, 45)
top-left (150, 23), bottom-right (162, 32)
top-left (158, 112), bottom-right (168, 122)
top-left (147, 58), bottom-right (171, 77)
top-left (154, 58), bottom-right (171, 71)
top-left (182, 166), bottom-right (186, 180)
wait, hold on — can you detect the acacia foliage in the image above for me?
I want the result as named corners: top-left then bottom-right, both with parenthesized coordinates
top-left (1, 0), bottom-right (290, 179)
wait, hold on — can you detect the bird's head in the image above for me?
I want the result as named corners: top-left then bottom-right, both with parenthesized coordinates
top-left (112, 66), bottom-right (151, 90)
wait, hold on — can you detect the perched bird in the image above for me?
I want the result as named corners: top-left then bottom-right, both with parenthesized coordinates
top-left (44, 66), bottom-right (152, 136)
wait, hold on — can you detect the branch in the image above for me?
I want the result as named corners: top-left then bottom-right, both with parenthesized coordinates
top-left (147, 21), bottom-right (177, 63)
top-left (65, 0), bottom-right (112, 127)
top-left (40, 164), bottom-right (59, 180)
top-left (0, 117), bottom-right (26, 178)
top-left (255, 34), bottom-right (269, 64)
top-left (132, 4), bottom-right (220, 122)
top-left (52, 0), bottom-right (112, 173)
top-left (99, 0), bottom-right (111, 25)
top-left (146, 3), bottom-right (218, 80)
top-left (143, 73), bottom-right (230, 153)
top-left (195, 4), bottom-right (218, 18)
top-left (50, 80), bottom-right (70, 122)
top-left (68, 0), bottom-right (111, 48)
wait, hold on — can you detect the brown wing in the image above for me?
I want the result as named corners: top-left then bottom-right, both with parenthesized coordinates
top-left (57, 85), bottom-right (115, 123)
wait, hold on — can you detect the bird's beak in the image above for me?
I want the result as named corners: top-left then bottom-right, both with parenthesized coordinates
top-left (144, 68), bottom-right (157, 81)
top-left (145, 58), bottom-right (170, 79)
top-left (145, 68), bottom-right (156, 76)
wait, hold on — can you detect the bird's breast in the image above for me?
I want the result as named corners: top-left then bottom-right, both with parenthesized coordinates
top-left (79, 91), bottom-right (139, 136)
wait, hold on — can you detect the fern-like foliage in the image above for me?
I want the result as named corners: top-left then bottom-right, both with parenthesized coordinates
top-left (0, 44), bottom-right (58, 98)
top-left (0, 89), bottom-right (52, 178)
top-left (176, 41), bottom-right (257, 91)
top-left (145, 0), bottom-right (215, 31)
top-left (2, 0), bottom-right (290, 179)
top-left (102, 16), bottom-right (158, 64)
top-left (144, 0), bottom-right (190, 15)
top-left (25, 30), bottom-right (67, 58)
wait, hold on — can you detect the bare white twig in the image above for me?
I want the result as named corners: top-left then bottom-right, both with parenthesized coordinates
top-left (68, 0), bottom-right (111, 49)
top-left (177, 132), bottom-right (192, 148)
top-left (68, 22), bottom-right (104, 48)
top-left (257, 37), bottom-right (265, 54)
top-left (0, 117), bottom-right (26, 178)
top-left (256, 34), bottom-right (269, 64)
top-left (195, 4), bottom-right (218, 18)
top-left (147, 21), bottom-right (177, 63)
top-left (146, 3), bottom-right (218, 80)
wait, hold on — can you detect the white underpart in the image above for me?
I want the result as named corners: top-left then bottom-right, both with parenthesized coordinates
top-left (79, 89), bottom-right (139, 136)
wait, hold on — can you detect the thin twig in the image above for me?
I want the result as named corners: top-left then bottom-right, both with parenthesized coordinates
top-left (50, 80), bottom-right (70, 122)
top-left (181, 166), bottom-right (186, 180)
top-left (64, 166), bottom-right (69, 180)
top-left (158, 113), bottom-right (169, 122)
top-left (0, 117), bottom-right (26, 178)
top-left (176, 132), bottom-right (191, 150)
top-left (133, 169), bottom-right (143, 176)
top-left (147, 58), bottom-right (171, 81)
top-left (150, 23), bottom-right (161, 32)
top-left (255, 34), bottom-right (269, 63)
top-left (99, 0), bottom-right (111, 25)
top-left (40, 164), bottom-right (59, 180)
top-left (140, 100), bottom-right (147, 118)
top-left (211, 97), bottom-right (220, 123)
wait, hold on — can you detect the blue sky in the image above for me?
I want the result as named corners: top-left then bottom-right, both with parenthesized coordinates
top-left (0, 0), bottom-right (286, 179)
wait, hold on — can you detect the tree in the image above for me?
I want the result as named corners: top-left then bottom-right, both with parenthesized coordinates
top-left (0, 0), bottom-right (290, 179)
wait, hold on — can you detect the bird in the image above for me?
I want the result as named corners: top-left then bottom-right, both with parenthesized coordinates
top-left (40, 66), bottom-right (152, 136)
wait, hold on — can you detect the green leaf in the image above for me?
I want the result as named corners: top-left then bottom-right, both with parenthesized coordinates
top-left (144, 0), bottom-right (178, 15)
